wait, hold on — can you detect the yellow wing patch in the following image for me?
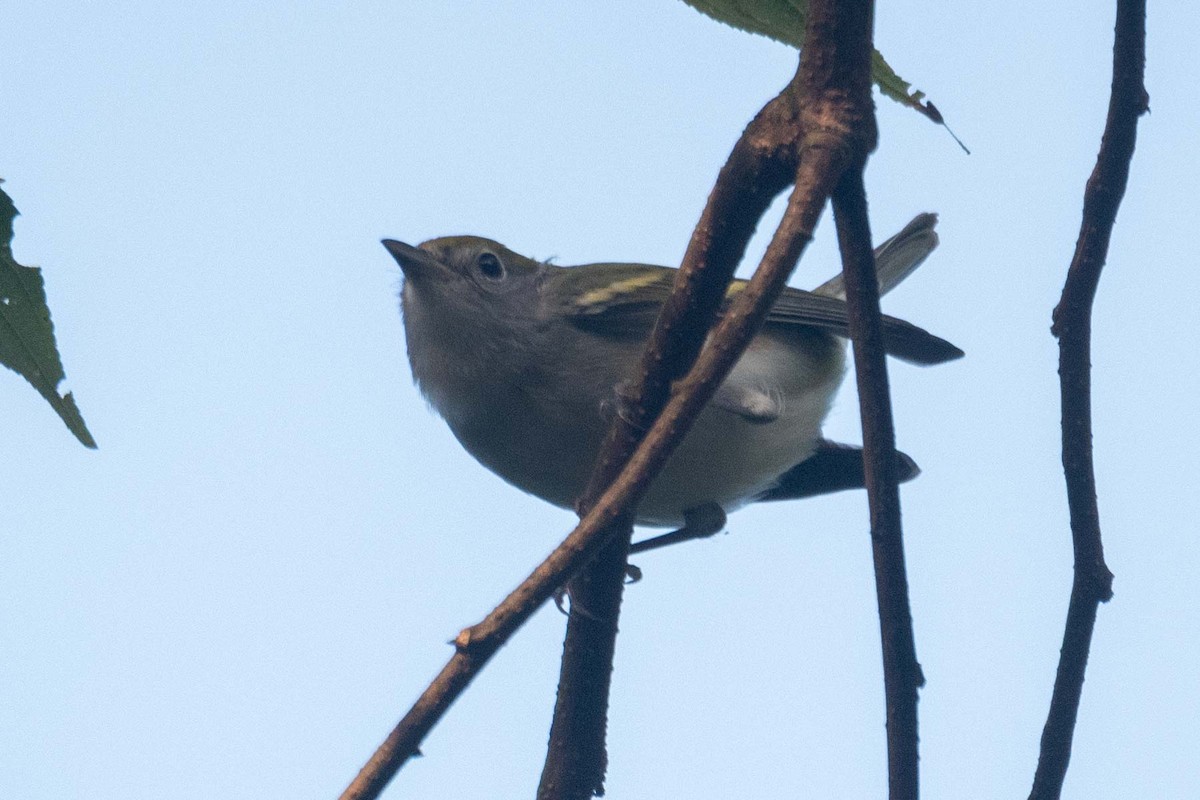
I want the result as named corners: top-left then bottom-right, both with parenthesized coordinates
top-left (572, 270), bottom-right (750, 317)
top-left (575, 272), bottom-right (666, 309)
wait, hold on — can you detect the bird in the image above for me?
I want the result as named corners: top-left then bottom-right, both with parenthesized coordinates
top-left (383, 213), bottom-right (961, 548)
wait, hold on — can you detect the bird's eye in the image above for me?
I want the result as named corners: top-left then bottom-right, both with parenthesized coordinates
top-left (475, 251), bottom-right (506, 281)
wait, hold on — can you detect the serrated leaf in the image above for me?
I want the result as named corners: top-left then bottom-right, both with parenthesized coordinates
top-left (681, 0), bottom-right (943, 122)
top-left (0, 182), bottom-right (97, 448)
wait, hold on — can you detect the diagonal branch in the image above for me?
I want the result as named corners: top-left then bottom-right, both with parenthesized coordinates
top-left (1029, 1), bottom-right (1148, 798)
top-left (341, 2), bottom-right (889, 797)
top-left (338, 67), bottom-right (824, 800)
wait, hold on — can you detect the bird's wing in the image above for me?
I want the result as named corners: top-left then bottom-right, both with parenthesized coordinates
top-left (756, 285), bottom-right (962, 365)
top-left (558, 262), bottom-right (963, 366)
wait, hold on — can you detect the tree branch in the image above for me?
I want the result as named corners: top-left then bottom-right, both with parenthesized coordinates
top-left (540, 0), bottom-right (893, 795)
top-left (537, 146), bottom-right (851, 800)
top-left (833, 173), bottom-right (922, 799)
top-left (538, 71), bottom-right (807, 800)
top-left (801, 0), bottom-right (924, 796)
top-left (341, 1), bottom-right (891, 795)
top-left (1029, 1), bottom-right (1147, 797)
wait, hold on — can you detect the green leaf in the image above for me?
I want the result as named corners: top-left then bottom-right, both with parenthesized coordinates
top-left (681, 0), bottom-right (944, 122)
top-left (0, 182), bottom-right (97, 448)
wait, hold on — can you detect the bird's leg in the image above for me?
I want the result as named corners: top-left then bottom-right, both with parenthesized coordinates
top-left (598, 379), bottom-right (647, 431)
top-left (629, 503), bottom-right (727, 555)
top-left (556, 506), bottom-right (727, 601)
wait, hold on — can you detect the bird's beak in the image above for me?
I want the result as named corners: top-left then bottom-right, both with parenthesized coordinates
top-left (382, 239), bottom-right (452, 283)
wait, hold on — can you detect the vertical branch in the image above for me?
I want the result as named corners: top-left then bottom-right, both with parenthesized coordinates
top-left (1029, 1), bottom-right (1147, 798)
top-left (833, 172), bottom-right (922, 799)
top-left (806, 0), bottom-right (923, 795)
top-left (536, 530), bottom-right (629, 800)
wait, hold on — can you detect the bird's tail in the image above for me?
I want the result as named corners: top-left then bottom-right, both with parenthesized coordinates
top-left (813, 212), bottom-right (939, 299)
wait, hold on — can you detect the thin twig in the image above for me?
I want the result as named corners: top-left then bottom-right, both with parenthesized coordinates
top-left (1028, 1), bottom-right (1147, 798)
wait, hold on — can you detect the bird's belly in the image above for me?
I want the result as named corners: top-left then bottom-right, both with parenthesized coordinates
top-left (451, 401), bottom-right (829, 527)
top-left (635, 382), bottom-right (834, 526)
top-left (443, 392), bottom-right (606, 513)
top-left (440, 331), bottom-right (844, 527)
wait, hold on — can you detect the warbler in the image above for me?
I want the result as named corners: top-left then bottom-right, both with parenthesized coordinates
top-left (384, 214), bottom-right (961, 542)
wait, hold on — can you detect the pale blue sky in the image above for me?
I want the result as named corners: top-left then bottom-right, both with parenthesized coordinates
top-left (3, 3), bottom-right (1197, 798)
